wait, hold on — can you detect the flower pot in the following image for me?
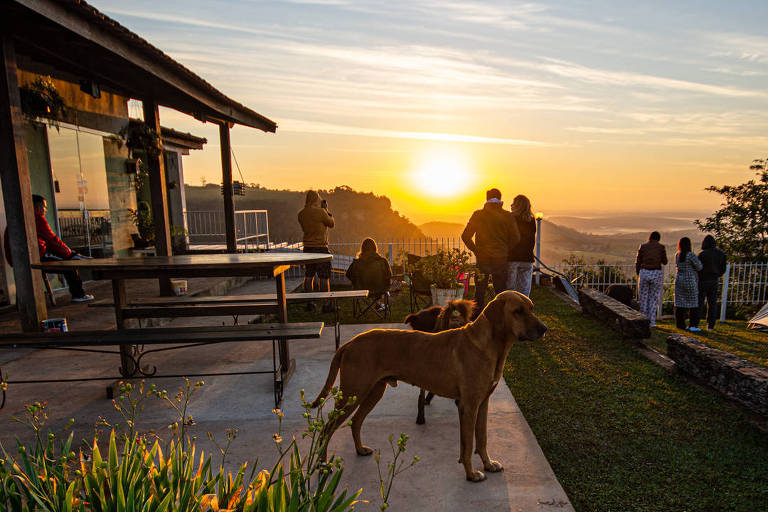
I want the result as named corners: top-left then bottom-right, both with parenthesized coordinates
top-left (431, 287), bottom-right (464, 307)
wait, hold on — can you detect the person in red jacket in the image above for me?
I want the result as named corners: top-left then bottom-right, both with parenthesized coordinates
top-left (32, 195), bottom-right (93, 302)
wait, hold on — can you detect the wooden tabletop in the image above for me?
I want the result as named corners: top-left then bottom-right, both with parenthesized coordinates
top-left (32, 253), bottom-right (332, 279)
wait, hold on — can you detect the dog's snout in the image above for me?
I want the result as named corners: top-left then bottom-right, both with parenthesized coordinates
top-left (537, 322), bottom-right (548, 338)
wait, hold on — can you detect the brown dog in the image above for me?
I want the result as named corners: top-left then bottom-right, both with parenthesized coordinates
top-left (311, 290), bottom-right (547, 482)
top-left (404, 299), bottom-right (474, 424)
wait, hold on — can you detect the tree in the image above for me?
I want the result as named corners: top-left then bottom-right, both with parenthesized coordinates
top-left (695, 163), bottom-right (768, 262)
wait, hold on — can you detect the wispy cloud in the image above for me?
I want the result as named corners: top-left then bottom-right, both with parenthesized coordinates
top-left (279, 118), bottom-right (549, 145)
top-left (537, 58), bottom-right (766, 98)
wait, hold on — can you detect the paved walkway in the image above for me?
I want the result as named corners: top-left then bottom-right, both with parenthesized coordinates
top-left (0, 279), bottom-right (572, 511)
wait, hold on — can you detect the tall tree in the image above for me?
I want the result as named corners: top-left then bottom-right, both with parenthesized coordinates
top-left (695, 162), bottom-right (768, 262)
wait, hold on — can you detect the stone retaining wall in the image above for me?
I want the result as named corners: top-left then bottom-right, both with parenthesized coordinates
top-left (578, 288), bottom-right (650, 339)
top-left (667, 334), bottom-right (768, 416)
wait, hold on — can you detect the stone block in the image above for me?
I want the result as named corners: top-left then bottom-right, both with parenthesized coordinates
top-left (667, 334), bottom-right (768, 416)
top-left (578, 287), bottom-right (650, 339)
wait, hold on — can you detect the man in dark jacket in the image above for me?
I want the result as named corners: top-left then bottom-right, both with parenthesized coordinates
top-left (694, 235), bottom-right (727, 331)
top-left (462, 188), bottom-right (519, 317)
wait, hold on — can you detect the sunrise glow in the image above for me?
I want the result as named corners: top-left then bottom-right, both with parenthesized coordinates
top-left (410, 149), bottom-right (474, 198)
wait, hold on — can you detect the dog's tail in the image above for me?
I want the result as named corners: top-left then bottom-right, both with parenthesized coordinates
top-left (310, 344), bottom-right (345, 408)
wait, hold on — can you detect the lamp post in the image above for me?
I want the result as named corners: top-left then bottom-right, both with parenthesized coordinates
top-left (535, 212), bottom-right (543, 285)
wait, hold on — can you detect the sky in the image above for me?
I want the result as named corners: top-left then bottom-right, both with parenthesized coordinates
top-left (93, 0), bottom-right (768, 224)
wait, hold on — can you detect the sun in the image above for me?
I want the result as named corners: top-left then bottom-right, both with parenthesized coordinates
top-left (410, 148), bottom-right (474, 198)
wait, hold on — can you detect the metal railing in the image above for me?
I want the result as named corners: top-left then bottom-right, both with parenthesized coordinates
top-left (185, 210), bottom-right (270, 251)
top-left (270, 236), bottom-right (767, 319)
top-left (56, 210), bottom-right (112, 258)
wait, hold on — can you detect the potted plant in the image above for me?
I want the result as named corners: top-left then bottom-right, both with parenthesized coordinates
top-left (414, 248), bottom-right (474, 306)
top-left (19, 76), bottom-right (68, 128)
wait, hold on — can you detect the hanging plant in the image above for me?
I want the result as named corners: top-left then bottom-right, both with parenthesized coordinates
top-left (19, 76), bottom-right (68, 127)
top-left (119, 120), bottom-right (162, 159)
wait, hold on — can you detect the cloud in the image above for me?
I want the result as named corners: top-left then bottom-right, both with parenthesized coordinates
top-left (279, 118), bottom-right (549, 145)
top-left (537, 58), bottom-right (766, 98)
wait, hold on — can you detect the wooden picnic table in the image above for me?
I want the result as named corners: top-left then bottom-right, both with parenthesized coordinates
top-left (32, 252), bottom-right (332, 380)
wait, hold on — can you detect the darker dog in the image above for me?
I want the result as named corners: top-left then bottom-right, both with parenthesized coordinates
top-left (404, 299), bottom-right (474, 424)
top-left (311, 291), bottom-right (548, 482)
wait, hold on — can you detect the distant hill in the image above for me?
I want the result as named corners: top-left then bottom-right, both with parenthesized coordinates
top-left (419, 220), bottom-right (703, 264)
top-left (548, 215), bottom-right (698, 235)
top-left (184, 184), bottom-right (424, 244)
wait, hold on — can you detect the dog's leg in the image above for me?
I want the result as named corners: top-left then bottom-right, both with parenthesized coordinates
top-left (318, 399), bottom-right (359, 462)
top-left (474, 395), bottom-right (503, 473)
top-left (351, 380), bottom-right (387, 455)
top-left (425, 391), bottom-right (435, 405)
top-left (457, 401), bottom-right (485, 482)
top-left (416, 389), bottom-right (426, 424)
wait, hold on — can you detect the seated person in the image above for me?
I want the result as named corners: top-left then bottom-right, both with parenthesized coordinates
top-left (346, 238), bottom-right (392, 309)
top-left (31, 194), bottom-right (93, 302)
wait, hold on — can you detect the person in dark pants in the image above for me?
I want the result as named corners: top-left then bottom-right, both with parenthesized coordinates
top-left (30, 195), bottom-right (93, 302)
top-left (461, 188), bottom-right (519, 318)
top-left (674, 237), bottom-right (702, 331)
top-left (694, 235), bottom-right (727, 331)
top-left (298, 190), bottom-right (335, 312)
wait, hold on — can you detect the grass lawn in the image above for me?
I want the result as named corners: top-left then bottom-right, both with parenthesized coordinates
top-left (505, 287), bottom-right (768, 512)
top-left (646, 319), bottom-right (768, 367)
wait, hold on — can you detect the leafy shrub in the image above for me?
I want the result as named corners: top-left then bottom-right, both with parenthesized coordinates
top-left (414, 248), bottom-right (473, 288)
top-left (0, 380), bottom-right (363, 512)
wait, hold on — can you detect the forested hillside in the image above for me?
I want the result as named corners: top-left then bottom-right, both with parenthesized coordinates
top-left (184, 184), bottom-right (424, 242)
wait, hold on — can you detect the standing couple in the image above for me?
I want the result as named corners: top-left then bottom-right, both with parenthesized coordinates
top-left (461, 188), bottom-right (537, 318)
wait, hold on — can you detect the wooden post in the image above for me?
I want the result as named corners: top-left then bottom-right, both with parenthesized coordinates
top-left (141, 101), bottom-right (173, 295)
top-left (219, 123), bottom-right (236, 253)
top-left (0, 36), bottom-right (47, 331)
top-left (719, 263), bottom-right (730, 322)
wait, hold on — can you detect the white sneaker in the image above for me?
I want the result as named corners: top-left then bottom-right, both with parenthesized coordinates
top-left (72, 294), bottom-right (94, 303)
top-left (688, 327), bottom-right (702, 332)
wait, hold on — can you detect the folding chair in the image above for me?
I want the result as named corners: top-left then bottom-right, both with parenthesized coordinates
top-left (347, 257), bottom-right (392, 321)
top-left (406, 253), bottom-right (432, 313)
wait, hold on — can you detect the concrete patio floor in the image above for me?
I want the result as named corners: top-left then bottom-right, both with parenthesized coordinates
top-left (0, 279), bottom-right (573, 511)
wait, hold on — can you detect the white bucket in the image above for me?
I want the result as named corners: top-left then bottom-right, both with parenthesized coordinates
top-left (430, 287), bottom-right (464, 307)
top-left (171, 279), bottom-right (188, 296)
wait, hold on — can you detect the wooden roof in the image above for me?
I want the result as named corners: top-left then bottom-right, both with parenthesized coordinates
top-left (5, 0), bottom-right (277, 132)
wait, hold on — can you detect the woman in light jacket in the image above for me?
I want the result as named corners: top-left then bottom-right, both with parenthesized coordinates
top-left (507, 195), bottom-right (536, 297)
top-left (674, 237), bottom-right (703, 331)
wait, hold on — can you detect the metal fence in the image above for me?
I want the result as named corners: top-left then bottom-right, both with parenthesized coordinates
top-left (185, 210), bottom-right (270, 251)
top-left (272, 237), bottom-right (767, 318)
top-left (57, 211), bottom-right (112, 257)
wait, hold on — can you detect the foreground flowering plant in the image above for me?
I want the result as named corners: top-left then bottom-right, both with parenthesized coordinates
top-left (0, 380), bottom-right (363, 511)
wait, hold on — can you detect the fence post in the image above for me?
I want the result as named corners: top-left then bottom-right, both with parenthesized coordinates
top-left (719, 263), bottom-right (730, 322)
top-left (388, 243), bottom-right (394, 266)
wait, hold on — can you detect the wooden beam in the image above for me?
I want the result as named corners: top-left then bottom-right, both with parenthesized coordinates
top-left (12, 0), bottom-right (277, 132)
top-left (142, 100), bottom-right (173, 296)
top-left (219, 123), bottom-right (236, 253)
top-left (0, 36), bottom-right (47, 331)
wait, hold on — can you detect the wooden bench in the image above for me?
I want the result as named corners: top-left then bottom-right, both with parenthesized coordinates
top-left (91, 290), bottom-right (368, 348)
top-left (0, 322), bottom-right (323, 409)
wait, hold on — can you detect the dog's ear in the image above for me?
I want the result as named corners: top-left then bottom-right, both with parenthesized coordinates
top-left (481, 297), bottom-right (508, 340)
top-left (457, 300), bottom-right (474, 322)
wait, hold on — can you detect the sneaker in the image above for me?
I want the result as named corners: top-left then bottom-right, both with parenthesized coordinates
top-left (688, 327), bottom-right (702, 332)
top-left (72, 294), bottom-right (94, 303)
top-left (705, 326), bottom-right (715, 332)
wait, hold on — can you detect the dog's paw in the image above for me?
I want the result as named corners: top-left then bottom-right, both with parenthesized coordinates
top-left (466, 470), bottom-right (486, 482)
top-left (484, 459), bottom-right (504, 473)
top-left (356, 445), bottom-right (374, 456)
